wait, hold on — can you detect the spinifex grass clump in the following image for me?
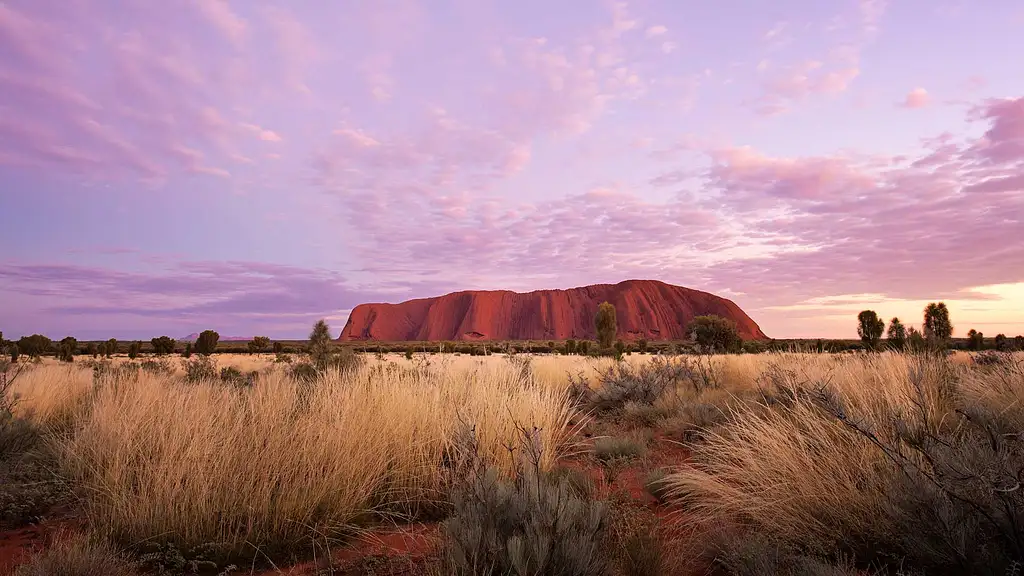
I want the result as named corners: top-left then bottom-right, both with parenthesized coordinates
top-left (14, 531), bottom-right (140, 576)
top-left (665, 353), bottom-right (1024, 575)
top-left (52, 361), bottom-right (577, 559)
top-left (0, 367), bottom-right (70, 528)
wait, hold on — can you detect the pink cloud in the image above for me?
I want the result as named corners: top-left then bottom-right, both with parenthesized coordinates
top-left (645, 25), bottom-right (667, 38)
top-left (749, 1), bottom-right (885, 115)
top-left (311, 94), bottom-right (1024, 314)
top-left (901, 87), bottom-right (930, 108)
top-left (193, 0), bottom-right (247, 47)
top-left (968, 97), bottom-right (1024, 164)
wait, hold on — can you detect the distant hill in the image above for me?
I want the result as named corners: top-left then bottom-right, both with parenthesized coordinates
top-left (177, 333), bottom-right (253, 343)
top-left (339, 279), bottom-right (767, 342)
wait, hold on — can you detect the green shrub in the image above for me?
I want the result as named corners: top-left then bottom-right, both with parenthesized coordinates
top-left (440, 425), bottom-right (610, 576)
top-left (621, 401), bottom-right (671, 428)
top-left (287, 361), bottom-right (319, 384)
top-left (593, 435), bottom-right (647, 463)
top-left (570, 356), bottom-right (690, 413)
top-left (140, 358), bottom-right (173, 376)
top-left (219, 366), bottom-right (243, 383)
top-left (182, 355), bottom-right (217, 383)
top-left (546, 465), bottom-right (596, 500)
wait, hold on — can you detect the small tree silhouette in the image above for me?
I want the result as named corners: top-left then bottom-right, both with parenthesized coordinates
top-left (150, 336), bottom-right (176, 355)
top-left (195, 330), bottom-right (219, 356)
top-left (887, 317), bottom-right (907, 350)
top-left (856, 310), bottom-right (885, 350)
top-left (594, 302), bottom-right (617, 349)
top-left (687, 315), bottom-right (742, 353)
top-left (967, 329), bottom-right (984, 351)
top-left (924, 302), bottom-right (953, 341)
top-left (57, 336), bottom-right (77, 362)
top-left (248, 336), bottom-right (271, 354)
top-left (308, 319), bottom-right (333, 370)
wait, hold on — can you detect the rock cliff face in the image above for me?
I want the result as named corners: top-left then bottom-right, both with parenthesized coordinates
top-left (339, 280), bottom-right (767, 342)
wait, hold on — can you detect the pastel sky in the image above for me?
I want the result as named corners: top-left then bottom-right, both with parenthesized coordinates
top-left (2, 0), bottom-right (1023, 340)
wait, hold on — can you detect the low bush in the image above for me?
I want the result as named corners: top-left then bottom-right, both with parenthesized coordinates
top-left (546, 465), bottom-right (596, 499)
top-left (570, 357), bottom-right (691, 413)
top-left (593, 435), bottom-right (647, 463)
top-left (440, 423), bottom-right (610, 576)
top-left (182, 355), bottom-right (217, 383)
top-left (140, 358), bottom-right (173, 376)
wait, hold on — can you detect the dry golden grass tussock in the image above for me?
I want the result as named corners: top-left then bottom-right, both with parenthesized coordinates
top-left (8, 364), bottom-right (94, 430)
top-left (661, 352), bottom-right (1017, 555)
top-left (48, 360), bottom-right (577, 553)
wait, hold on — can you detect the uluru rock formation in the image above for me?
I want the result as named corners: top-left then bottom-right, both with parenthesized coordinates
top-left (339, 279), bottom-right (767, 342)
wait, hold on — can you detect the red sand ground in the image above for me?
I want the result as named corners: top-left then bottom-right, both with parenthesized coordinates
top-left (0, 434), bottom-right (697, 575)
top-left (339, 279), bottom-right (768, 343)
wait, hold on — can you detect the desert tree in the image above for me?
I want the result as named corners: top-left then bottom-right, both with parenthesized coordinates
top-left (194, 330), bottom-right (219, 356)
top-left (613, 339), bottom-right (626, 358)
top-left (106, 338), bottom-right (117, 358)
top-left (182, 342), bottom-right (192, 358)
top-left (17, 334), bottom-right (52, 358)
top-left (856, 310), bottom-right (885, 350)
top-left (1015, 335), bottom-right (1024, 351)
top-left (84, 342), bottom-right (98, 358)
top-left (150, 336), bottom-right (176, 355)
top-left (577, 340), bottom-right (591, 355)
top-left (637, 338), bottom-right (648, 353)
top-left (923, 301), bottom-right (953, 341)
top-left (308, 319), bottom-right (333, 370)
top-left (565, 339), bottom-right (577, 355)
top-left (127, 341), bottom-right (141, 359)
top-left (247, 336), bottom-right (271, 354)
top-left (594, 302), bottom-right (617, 349)
top-left (967, 329), bottom-right (985, 351)
top-left (906, 327), bottom-right (926, 352)
top-left (687, 314), bottom-right (742, 353)
top-left (886, 317), bottom-right (907, 350)
top-left (993, 333), bottom-right (1008, 351)
top-left (57, 337), bottom-right (77, 362)
top-left (272, 341), bottom-right (283, 354)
